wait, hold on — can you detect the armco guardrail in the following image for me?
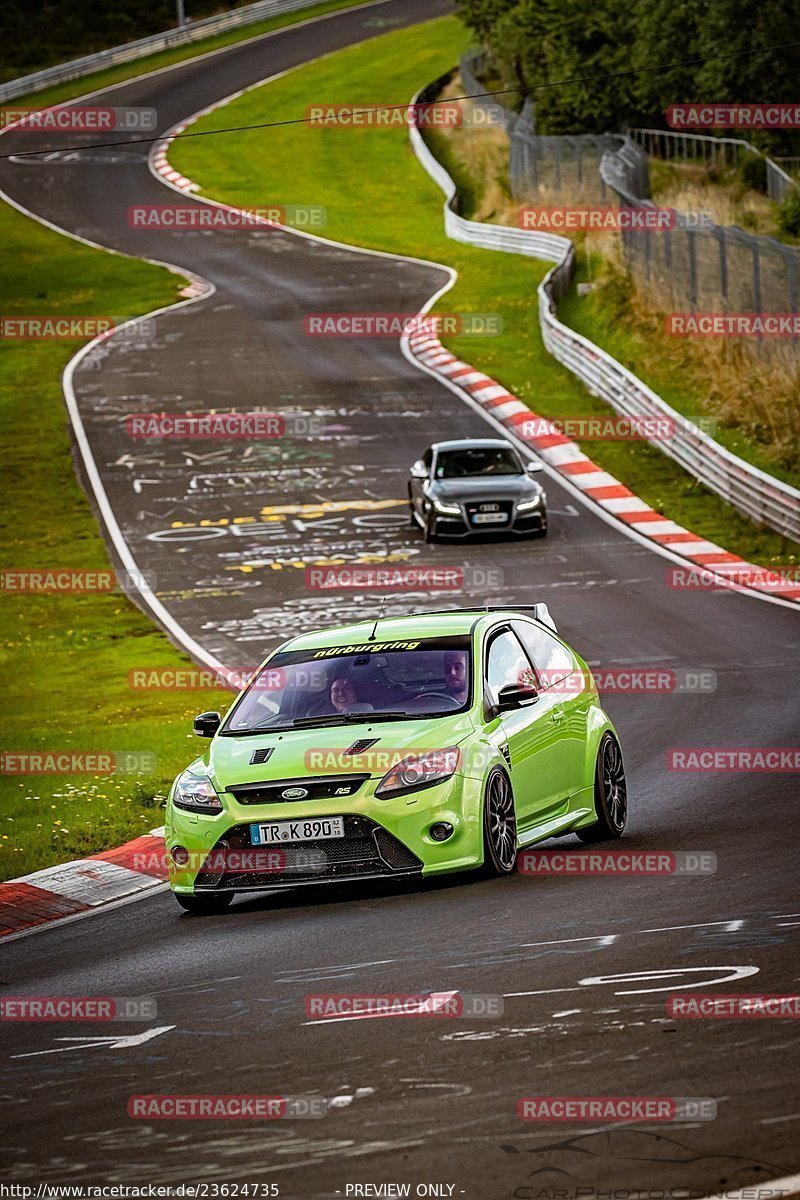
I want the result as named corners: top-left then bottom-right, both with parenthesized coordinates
top-left (0, 0), bottom-right (338, 103)
top-left (410, 76), bottom-right (800, 543)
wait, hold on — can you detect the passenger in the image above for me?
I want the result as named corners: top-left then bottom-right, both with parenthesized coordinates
top-left (329, 676), bottom-right (358, 713)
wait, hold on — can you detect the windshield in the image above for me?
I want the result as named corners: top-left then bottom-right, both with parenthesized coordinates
top-left (222, 638), bottom-right (473, 733)
top-left (435, 447), bottom-right (523, 479)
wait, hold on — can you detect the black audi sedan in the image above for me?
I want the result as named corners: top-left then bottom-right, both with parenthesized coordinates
top-left (408, 439), bottom-right (547, 543)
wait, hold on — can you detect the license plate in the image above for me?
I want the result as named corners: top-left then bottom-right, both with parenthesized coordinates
top-left (250, 817), bottom-right (345, 845)
top-left (472, 512), bottom-right (508, 524)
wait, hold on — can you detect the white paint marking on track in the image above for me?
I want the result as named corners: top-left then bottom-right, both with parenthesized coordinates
top-left (12, 1025), bottom-right (175, 1058)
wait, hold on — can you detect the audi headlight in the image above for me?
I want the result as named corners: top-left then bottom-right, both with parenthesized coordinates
top-left (375, 747), bottom-right (461, 798)
top-left (517, 493), bottom-right (542, 511)
top-left (172, 767), bottom-right (223, 814)
top-left (433, 500), bottom-right (461, 515)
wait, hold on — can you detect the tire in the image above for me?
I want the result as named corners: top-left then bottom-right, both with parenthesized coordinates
top-left (577, 733), bottom-right (627, 843)
top-left (174, 891), bottom-right (234, 915)
top-left (408, 489), bottom-right (418, 528)
top-left (481, 767), bottom-right (518, 875)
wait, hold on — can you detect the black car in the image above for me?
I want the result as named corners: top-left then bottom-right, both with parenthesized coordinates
top-left (408, 438), bottom-right (547, 543)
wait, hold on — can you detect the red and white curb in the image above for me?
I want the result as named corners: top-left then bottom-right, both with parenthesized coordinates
top-left (407, 330), bottom-right (800, 603)
top-left (0, 829), bottom-right (167, 941)
top-left (151, 120), bottom-right (201, 193)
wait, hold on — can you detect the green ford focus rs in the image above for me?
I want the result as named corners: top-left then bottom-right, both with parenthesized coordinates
top-left (166, 605), bottom-right (627, 913)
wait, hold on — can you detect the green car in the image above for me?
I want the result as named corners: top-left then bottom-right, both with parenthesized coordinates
top-left (166, 605), bottom-right (627, 913)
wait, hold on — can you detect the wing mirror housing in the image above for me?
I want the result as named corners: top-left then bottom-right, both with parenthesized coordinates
top-left (410, 460), bottom-right (429, 480)
top-left (193, 711), bottom-right (221, 738)
top-left (526, 460), bottom-right (545, 474)
top-left (496, 682), bottom-right (539, 712)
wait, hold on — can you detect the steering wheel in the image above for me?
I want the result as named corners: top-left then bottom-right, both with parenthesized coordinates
top-left (410, 692), bottom-right (461, 711)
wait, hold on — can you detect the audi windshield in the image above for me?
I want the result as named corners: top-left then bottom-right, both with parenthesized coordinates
top-left (222, 638), bottom-right (473, 733)
top-left (435, 446), bottom-right (523, 478)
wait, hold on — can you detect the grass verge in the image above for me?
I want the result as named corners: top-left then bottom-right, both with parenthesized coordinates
top-left (170, 16), bottom-right (799, 567)
top-left (0, 206), bottom-right (237, 879)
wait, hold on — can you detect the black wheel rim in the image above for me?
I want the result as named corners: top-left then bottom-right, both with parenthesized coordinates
top-left (487, 772), bottom-right (517, 870)
top-left (602, 738), bottom-right (627, 830)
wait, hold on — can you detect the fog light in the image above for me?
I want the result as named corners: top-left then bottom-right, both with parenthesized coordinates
top-left (171, 845), bottom-right (190, 866)
top-left (430, 822), bottom-right (454, 842)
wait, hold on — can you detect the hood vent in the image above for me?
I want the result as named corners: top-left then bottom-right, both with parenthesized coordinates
top-left (343, 738), bottom-right (380, 756)
top-left (250, 747), bottom-right (275, 765)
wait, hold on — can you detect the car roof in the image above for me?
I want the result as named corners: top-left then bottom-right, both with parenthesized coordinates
top-left (279, 609), bottom-right (546, 653)
top-left (430, 439), bottom-right (514, 452)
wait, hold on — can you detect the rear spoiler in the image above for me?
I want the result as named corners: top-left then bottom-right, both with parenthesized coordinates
top-left (411, 603), bottom-right (557, 632)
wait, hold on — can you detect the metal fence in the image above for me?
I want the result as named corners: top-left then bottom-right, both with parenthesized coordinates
top-left (607, 133), bottom-right (800, 319)
top-left (458, 49), bottom-right (518, 133)
top-left (626, 127), bottom-right (798, 204)
top-left (0, 0), bottom-right (338, 103)
top-left (509, 102), bottom-right (625, 204)
top-left (410, 76), bottom-right (800, 543)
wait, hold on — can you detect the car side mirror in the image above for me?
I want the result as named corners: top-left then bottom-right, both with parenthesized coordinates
top-left (410, 460), bottom-right (429, 480)
top-left (193, 711), bottom-right (221, 738)
top-left (526, 460), bottom-right (544, 474)
top-left (496, 683), bottom-right (539, 712)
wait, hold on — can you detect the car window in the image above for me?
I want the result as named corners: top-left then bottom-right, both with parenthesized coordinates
top-left (484, 629), bottom-right (535, 706)
top-left (512, 620), bottom-right (575, 689)
top-left (435, 447), bottom-right (522, 479)
top-left (422, 447), bottom-right (433, 469)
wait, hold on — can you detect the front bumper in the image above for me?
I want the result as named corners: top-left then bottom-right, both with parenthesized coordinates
top-left (166, 770), bottom-right (486, 894)
top-left (429, 499), bottom-right (546, 538)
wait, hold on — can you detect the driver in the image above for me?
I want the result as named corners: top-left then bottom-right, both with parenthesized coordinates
top-left (442, 651), bottom-right (469, 705)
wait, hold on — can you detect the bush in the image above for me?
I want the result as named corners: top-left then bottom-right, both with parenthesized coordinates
top-left (740, 154), bottom-right (768, 194)
top-left (779, 186), bottom-right (800, 237)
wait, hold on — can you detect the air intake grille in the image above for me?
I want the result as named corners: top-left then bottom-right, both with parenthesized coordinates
top-left (250, 748), bottom-right (275, 765)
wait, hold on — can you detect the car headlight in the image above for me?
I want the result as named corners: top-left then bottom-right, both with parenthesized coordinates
top-left (433, 500), bottom-right (461, 515)
top-left (172, 768), bottom-right (223, 814)
top-left (517, 493), bottom-right (543, 511)
top-left (375, 747), bottom-right (461, 798)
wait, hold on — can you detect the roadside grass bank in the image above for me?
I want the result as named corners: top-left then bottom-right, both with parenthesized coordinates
top-left (0, 202), bottom-right (235, 879)
top-left (170, 17), bottom-right (800, 567)
top-left (3, 0), bottom-right (374, 111)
